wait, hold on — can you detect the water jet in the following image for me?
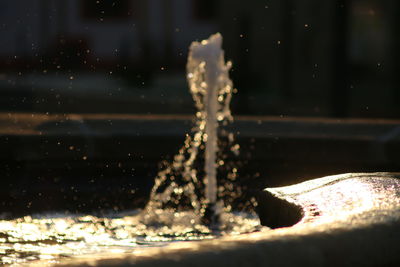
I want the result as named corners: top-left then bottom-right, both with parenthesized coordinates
top-left (144, 33), bottom-right (245, 230)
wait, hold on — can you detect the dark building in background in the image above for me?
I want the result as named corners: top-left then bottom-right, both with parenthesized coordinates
top-left (0, 0), bottom-right (398, 118)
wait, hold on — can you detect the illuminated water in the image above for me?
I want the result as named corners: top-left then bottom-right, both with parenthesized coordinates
top-left (145, 33), bottom-right (254, 224)
top-left (0, 210), bottom-right (261, 265)
top-left (0, 34), bottom-right (262, 265)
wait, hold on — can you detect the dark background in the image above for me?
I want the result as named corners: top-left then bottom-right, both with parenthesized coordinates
top-left (1, 0), bottom-right (400, 215)
top-left (0, 0), bottom-right (399, 118)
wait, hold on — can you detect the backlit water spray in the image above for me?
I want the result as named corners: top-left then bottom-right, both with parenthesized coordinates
top-left (0, 34), bottom-right (261, 265)
top-left (144, 33), bottom-right (243, 227)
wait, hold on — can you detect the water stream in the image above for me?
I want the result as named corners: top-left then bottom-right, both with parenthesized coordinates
top-left (0, 34), bottom-right (262, 265)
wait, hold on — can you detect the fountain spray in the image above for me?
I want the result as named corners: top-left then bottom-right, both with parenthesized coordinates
top-left (145, 33), bottom-right (237, 228)
top-left (187, 33), bottom-right (231, 226)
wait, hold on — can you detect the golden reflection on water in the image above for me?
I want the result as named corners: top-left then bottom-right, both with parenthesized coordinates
top-left (0, 210), bottom-right (261, 265)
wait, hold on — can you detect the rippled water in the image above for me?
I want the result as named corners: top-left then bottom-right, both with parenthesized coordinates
top-left (0, 210), bottom-right (262, 265)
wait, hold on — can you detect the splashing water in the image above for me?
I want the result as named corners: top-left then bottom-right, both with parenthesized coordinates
top-left (143, 33), bottom-right (255, 226)
top-left (0, 33), bottom-right (261, 265)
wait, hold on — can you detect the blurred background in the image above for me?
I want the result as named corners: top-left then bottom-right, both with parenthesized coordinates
top-left (0, 0), bottom-right (399, 117)
top-left (1, 0), bottom-right (400, 215)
